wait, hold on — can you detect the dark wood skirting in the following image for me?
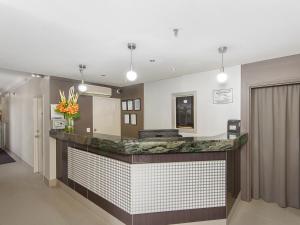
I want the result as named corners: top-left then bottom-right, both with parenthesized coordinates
top-left (131, 151), bottom-right (226, 163)
top-left (87, 190), bottom-right (133, 225)
top-left (226, 149), bottom-right (241, 216)
top-left (74, 181), bottom-right (88, 198)
top-left (132, 207), bottom-right (226, 225)
top-left (68, 179), bottom-right (226, 225)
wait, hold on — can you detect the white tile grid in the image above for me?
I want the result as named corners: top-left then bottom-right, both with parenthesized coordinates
top-left (68, 147), bottom-right (226, 215)
top-left (131, 161), bottom-right (226, 214)
top-left (68, 147), bottom-right (132, 213)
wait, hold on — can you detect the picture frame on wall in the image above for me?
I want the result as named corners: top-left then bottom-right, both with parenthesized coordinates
top-left (134, 98), bottom-right (141, 111)
top-left (130, 114), bottom-right (137, 125)
top-left (121, 100), bottom-right (127, 111)
top-left (124, 114), bottom-right (130, 124)
top-left (213, 88), bottom-right (233, 104)
top-left (127, 100), bottom-right (133, 110)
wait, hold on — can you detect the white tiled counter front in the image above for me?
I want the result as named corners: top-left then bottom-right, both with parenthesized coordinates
top-left (68, 147), bottom-right (226, 215)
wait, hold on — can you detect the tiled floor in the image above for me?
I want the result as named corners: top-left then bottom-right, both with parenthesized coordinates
top-left (229, 198), bottom-right (300, 225)
top-left (0, 154), bottom-right (299, 225)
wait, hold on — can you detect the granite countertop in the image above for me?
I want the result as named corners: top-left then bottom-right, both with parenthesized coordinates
top-left (49, 130), bottom-right (248, 155)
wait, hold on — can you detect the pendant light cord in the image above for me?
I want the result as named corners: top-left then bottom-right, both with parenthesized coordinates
top-left (79, 65), bottom-right (86, 84)
top-left (130, 48), bottom-right (133, 71)
top-left (221, 51), bottom-right (224, 72)
top-left (80, 68), bottom-right (84, 84)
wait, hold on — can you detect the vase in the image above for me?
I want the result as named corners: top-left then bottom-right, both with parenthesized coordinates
top-left (65, 117), bottom-right (74, 133)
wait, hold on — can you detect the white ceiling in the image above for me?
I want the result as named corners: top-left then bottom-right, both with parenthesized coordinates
top-left (0, 0), bottom-right (300, 87)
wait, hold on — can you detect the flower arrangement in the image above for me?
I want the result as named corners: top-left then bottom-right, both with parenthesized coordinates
top-left (55, 86), bottom-right (80, 132)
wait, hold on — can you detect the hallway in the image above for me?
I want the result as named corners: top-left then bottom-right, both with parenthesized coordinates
top-left (1, 154), bottom-right (300, 225)
top-left (0, 155), bottom-right (122, 225)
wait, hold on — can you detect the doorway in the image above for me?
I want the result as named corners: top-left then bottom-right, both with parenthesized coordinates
top-left (93, 96), bottom-right (121, 136)
top-left (250, 84), bottom-right (300, 208)
top-left (33, 96), bottom-right (44, 174)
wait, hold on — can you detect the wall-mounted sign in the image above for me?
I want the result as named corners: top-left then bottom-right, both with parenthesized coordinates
top-left (50, 104), bottom-right (64, 119)
top-left (124, 114), bottom-right (130, 124)
top-left (127, 100), bottom-right (133, 110)
top-left (130, 114), bottom-right (137, 125)
top-left (213, 88), bottom-right (233, 104)
top-left (134, 98), bottom-right (141, 111)
top-left (121, 100), bottom-right (127, 111)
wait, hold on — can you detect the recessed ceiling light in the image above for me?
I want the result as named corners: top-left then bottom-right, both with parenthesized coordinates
top-left (32, 73), bottom-right (41, 78)
top-left (173, 28), bottom-right (179, 37)
top-left (171, 67), bottom-right (176, 72)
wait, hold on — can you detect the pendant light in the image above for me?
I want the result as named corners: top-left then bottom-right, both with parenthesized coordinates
top-left (78, 64), bottom-right (88, 92)
top-left (216, 46), bottom-right (228, 83)
top-left (126, 43), bottom-right (138, 81)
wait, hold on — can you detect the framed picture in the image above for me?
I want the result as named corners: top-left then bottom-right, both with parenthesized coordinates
top-left (121, 100), bottom-right (127, 111)
top-left (213, 88), bottom-right (233, 104)
top-left (130, 114), bottom-right (137, 125)
top-left (134, 98), bottom-right (141, 111)
top-left (127, 100), bottom-right (133, 110)
top-left (124, 114), bottom-right (130, 124)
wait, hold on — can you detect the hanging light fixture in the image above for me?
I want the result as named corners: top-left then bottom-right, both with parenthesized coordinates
top-left (126, 43), bottom-right (138, 81)
top-left (216, 46), bottom-right (228, 83)
top-left (78, 64), bottom-right (88, 92)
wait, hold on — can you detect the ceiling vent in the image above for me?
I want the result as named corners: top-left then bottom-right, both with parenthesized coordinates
top-left (79, 84), bottom-right (112, 97)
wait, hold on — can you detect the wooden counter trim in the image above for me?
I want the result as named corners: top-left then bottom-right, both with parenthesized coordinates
top-left (131, 151), bottom-right (226, 163)
top-left (52, 133), bottom-right (229, 164)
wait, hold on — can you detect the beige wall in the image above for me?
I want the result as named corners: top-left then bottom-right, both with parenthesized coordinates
top-left (2, 77), bottom-right (52, 180)
top-left (241, 54), bottom-right (300, 201)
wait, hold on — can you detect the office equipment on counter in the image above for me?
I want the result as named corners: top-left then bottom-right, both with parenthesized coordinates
top-left (227, 119), bottom-right (241, 139)
top-left (138, 129), bottom-right (182, 139)
top-left (51, 119), bottom-right (66, 130)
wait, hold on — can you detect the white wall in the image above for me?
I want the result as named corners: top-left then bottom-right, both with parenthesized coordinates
top-left (2, 77), bottom-right (51, 179)
top-left (144, 66), bottom-right (241, 136)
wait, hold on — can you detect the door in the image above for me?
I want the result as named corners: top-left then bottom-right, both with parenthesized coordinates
top-left (93, 96), bottom-right (121, 136)
top-left (33, 96), bottom-right (43, 174)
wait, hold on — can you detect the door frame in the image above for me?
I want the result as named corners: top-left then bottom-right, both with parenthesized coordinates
top-left (33, 95), bottom-right (44, 174)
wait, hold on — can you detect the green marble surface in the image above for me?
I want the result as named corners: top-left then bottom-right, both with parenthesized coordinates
top-left (50, 130), bottom-right (248, 155)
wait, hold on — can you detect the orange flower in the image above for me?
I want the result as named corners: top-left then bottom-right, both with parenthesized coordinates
top-left (55, 87), bottom-right (80, 119)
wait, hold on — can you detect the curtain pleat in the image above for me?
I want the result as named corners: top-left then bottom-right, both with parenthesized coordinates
top-left (251, 84), bottom-right (300, 208)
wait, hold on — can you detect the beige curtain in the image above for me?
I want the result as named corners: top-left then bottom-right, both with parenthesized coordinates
top-left (251, 84), bottom-right (300, 208)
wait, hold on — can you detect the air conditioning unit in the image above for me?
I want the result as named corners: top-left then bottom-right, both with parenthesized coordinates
top-left (80, 85), bottom-right (112, 97)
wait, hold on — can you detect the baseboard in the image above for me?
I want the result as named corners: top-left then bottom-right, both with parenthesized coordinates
top-left (44, 176), bottom-right (57, 187)
top-left (227, 192), bottom-right (241, 224)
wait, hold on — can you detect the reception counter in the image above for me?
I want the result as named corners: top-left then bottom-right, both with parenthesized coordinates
top-left (50, 130), bottom-right (247, 225)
